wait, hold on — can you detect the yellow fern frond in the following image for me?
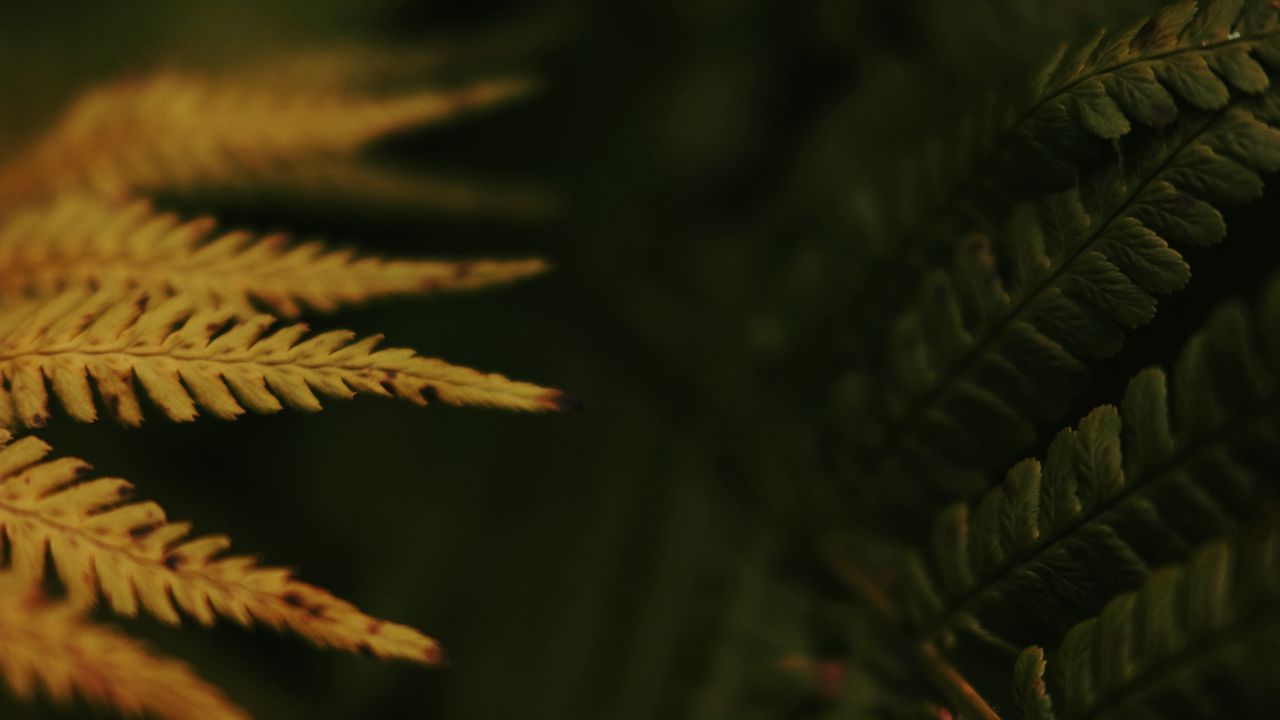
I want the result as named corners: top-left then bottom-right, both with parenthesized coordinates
top-left (0, 66), bottom-right (532, 208)
top-left (0, 581), bottom-right (248, 720)
top-left (0, 432), bottom-right (445, 664)
top-left (0, 290), bottom-right (574, 429)
top-left (0, 194), bottom-right (550, 316)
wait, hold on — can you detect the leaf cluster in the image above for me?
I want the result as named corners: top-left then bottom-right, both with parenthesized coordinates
top-left (0, 45), bottom-right (570, 719)
top-left (783, 2), bottom-right (1280, 718)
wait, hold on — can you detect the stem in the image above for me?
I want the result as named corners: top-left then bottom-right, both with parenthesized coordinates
top-left (823, 541), bottom-right (1003, 720)
top-left (917, 642), bottom-right (1003, 720)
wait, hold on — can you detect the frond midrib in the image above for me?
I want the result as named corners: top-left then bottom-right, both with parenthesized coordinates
top-left (0, 247), bottom-right (440, 282)
top-left (0, 248), bottom-right (347, 280)
top-left (0, 345), bottom-right (389, 371)
top-left (0, 494), bottom-right (378, 640)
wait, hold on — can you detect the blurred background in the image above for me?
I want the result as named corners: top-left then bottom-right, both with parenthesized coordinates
top-left (11, 0), bottom-right (1278, 717)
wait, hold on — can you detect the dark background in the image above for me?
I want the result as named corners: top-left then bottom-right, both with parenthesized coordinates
top-left (6, 1), bottom-right (1278, 717)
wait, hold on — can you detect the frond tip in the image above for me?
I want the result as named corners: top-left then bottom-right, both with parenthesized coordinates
top-left (0, 290), bottom-right (576, 429)
top-left (0, 432), bottom-right (445, 664)
top-left (0, 581), bottom-right (248, 720)
top-left (0, 194), bottom-right (551, 317)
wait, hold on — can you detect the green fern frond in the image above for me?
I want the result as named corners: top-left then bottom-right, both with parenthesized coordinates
top-left (0, 194), bottom-right (549, 317)
top-left (847, 91), bottom-right (1280, 520)
top-left (853, 0), bottom-right (1280, 271)
top-left (896, 270), bottom-right (1280, 655)
top-left (0, 289), bottom-right (573, 428)
top-left (1011, 519), bottom-right (1280, 719)
top-left (836, 0), bottom-right (1280, 361)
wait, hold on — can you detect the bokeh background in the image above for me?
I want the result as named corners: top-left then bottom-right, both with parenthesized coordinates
top-left (8, 0), bottom-right (1280, 717)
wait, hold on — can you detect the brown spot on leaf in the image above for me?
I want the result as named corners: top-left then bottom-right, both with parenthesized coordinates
top-left (421, 384), bottom-right (440, 404)
top-left (129, 523), bottom-right (159, 540)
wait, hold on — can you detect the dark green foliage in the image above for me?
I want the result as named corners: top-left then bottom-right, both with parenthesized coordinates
top-left (835, 0), bottom-right (1280, 355)
top-left (809, 3), bottom-right (1280, 718)
top-left (850, 0), bottom-right (1280, 261)
top-left (898, 272), bottom-right (1280, 662)
top-left (1013, 519), bottom-right (1280, 719)
top-left (839, 0), bottom-right (1280, 531)
top-left (847, 96), bottom-right (1280, 524)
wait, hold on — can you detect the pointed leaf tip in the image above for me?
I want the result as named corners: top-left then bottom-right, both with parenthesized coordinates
top-left (424, 642), bottom-right (448, 666)
top-left (549, 391), bottom-right (587, 412)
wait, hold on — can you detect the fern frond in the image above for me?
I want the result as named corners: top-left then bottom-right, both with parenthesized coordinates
top-left (1012, 520), bottom-right (1280, 720)
top-left (897, 270), bottom-right (1280, 653)
top-left (0, 65), bottom-right (533, 208)
top-left (0, 580), bottom-right (248, 720)
top-left (855, 0), bottom-right (1280, 272)
top-left (0, 432), bottom-right (445, 664)
top-left (849, 89), bottom-right (1280, 518)
top-left (0, 194), bottom-right (550, 317)
top-left (0, 290), bottom-right (572, 429)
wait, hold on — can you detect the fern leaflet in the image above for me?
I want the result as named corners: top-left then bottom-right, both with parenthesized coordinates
top-left (0, 432), bottom-right (444, 663)
top-left (851, 0), bottom-right (1280, 279)
top-left (0, 66), bottom-right (532, 210)
top-left (0, 290), bottom-right (573, 429)
top-left (0, 194), bottom-right (549, 317)
top-left (1012, 520), bottom-right (1280, 719)
top-left (850, 91), bottom-right (1280, 522)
